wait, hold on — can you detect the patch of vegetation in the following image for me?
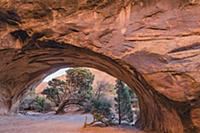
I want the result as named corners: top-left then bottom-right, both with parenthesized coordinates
top-left (88, 96), bottom-right (114, 126)
top-left (114, 80), bottom-right (134, 125)
top-left (34, 96), bottom-right (52, 113)
top-left (42, 68), bottom-right (94, 114)
top-left (19, 91), bottom-right (52, 113)
top-left (19, 68), bottom-right (139, 127)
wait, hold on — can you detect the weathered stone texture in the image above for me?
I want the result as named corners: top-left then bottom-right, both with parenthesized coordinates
top-left (0, 0), bottom-right (200, 133)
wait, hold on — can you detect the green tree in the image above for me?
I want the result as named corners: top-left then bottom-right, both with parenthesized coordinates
top-left (114, 80), bottom-right (133, 125)
top-left (42, 79), bottom-right (66, 106)
top-left (42, 68), bottom-right (94, 114)
top-left (65, 68), bottom-right (94, 101)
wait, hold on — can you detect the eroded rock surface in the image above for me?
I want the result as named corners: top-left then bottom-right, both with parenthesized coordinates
top-left (0, 0), bottom-right (200, 133)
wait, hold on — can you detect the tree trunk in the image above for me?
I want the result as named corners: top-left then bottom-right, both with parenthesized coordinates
top-left (56, 100), bottom-right (67, 114)
top-left (118, 93), bottom-right (121, 125)
top-left (56, 99), bottom-right (83, 114)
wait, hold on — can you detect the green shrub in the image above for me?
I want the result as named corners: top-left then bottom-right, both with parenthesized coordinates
top-left (90, 96), bottom-right (114, 126)
top-left (34, 96), bottom-right (52, 113)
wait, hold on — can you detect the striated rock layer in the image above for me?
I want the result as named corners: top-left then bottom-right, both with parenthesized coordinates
top-left (0, 0), bottom-right (200, 133)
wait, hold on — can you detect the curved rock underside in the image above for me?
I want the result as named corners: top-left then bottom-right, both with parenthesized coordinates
top-left (0, 0), bottom-right (200, 133)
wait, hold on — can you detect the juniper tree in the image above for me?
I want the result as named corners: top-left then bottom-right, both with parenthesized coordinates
top-left (42, 68), bottom-right (94, 114)
top-left (42, 79), bottom-right (66, 106)
top-left (114, 80), bottom-right (134, 125)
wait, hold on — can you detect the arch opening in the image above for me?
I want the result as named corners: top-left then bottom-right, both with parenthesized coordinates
top-left (0, 41), bottom-right (189, 133)
top-left (18, 67), bottom-right (140, 126)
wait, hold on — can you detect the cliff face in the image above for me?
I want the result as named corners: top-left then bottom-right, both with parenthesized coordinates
top-left (0, 0), bottom-right (200, 133)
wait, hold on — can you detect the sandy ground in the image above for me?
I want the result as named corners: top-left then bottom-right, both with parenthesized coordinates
top-left (0, 113), bottom-right (152, 133)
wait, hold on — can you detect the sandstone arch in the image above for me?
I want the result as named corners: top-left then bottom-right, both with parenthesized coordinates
top-left (0, 42), bottom-right (186, 133)
top-left (0, 0), bottom-right (200, 133)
